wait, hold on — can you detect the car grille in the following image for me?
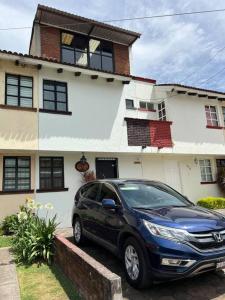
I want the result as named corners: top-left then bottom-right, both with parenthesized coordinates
top-left (188, 229), bottom-right (225, 251)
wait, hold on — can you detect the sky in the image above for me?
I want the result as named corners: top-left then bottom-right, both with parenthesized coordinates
top-left (1, 0), bottom-right (225, 91)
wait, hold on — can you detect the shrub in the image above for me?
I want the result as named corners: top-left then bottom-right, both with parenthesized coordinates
top-left (217, 168), bottom-right (225, 193)
top-left (1, 214), bottom-right (19, 235)
top-left (12, 198), bottom-right (58, 265)
top-left (197, 197), bottom-right (225, 209)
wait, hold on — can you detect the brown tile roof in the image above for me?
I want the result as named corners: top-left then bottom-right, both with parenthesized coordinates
top-left (156, 83), bottom-right (225, 96)
top-left (34, 4), bottom-right (141, 46)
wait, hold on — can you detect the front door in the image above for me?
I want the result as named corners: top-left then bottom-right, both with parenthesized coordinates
top-left (95, 158), bottom-right (118, 179)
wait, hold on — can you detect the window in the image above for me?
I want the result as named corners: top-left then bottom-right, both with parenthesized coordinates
top-left (199, 159), bottom-right (213, 182)
top-left (99, 183), bottom-right (119, 204)
top-left (83, 183), bottom-right (100, 201)
top-left (39, 157), bottom-right (64, 190)
top-left (139, 101), bottom-right (154, 111)
top-left (205, 105), bottom-right (219, 126)
top-left (158, 101), bottom-right (166, 121)
top-left (43, 80), bottom-right (68, 112)
top-left (6, 74), bottom-right (33, 108)
top-left (61, 32), bottom-right (114, 72)
top-left (222, 107), bottom-right (225, 124)
top-left (3, 157), bottom-right (31, 191)
top-left (126, 99), bottom-right (134, 109)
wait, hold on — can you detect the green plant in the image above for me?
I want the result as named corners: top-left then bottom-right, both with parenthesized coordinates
top-left (197, 197), bottom-right (225, 209)
top-left (1, 214), bottom-right (19, 235)
top-left (13, 199), bottom-right (58, 265)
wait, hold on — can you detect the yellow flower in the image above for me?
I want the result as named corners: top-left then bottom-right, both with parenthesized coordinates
top-left (26, 197), bottom-right (34, 204)
top-left (18, 211), bottom-right (28, 222)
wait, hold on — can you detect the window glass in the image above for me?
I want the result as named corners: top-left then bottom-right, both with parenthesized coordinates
top-left (199, 159), bottom-right (213, 182)
top-left (62, 47), bottom-right (74, 64)
top-left (89, 39), bottom-right (101, 54)
top-left (61, 33), bottom-right (74, 46)
top-left (90, 53), bottom-right (101, 69)
top-left (126, 99), bottom-right (134, 109)
top-left (118, 182), bottom-right (190, 209)
top-left (3, 157), bottom-right (31, 191)
top-left (158, 101), bottom-right (166, 121)
top-left (75, 51), bottom-right (88, 66)
top-left (6, 74), bottom-right (33, 108)
top-left (99, 184), bottom-right (119, 203)
top-left (84, 184), bottom-right (99, 200)
top-left (102, 56), bottom-right (113, 72)
top-left (205, 105), bottom-right (219, 126)
top-left (74, 35), bottom-right (88, 51)
top-left (222, 107), bottom-right (225, 124)
top-left (101, 41), bottom-right (113, 57)
top-left (43, 80), bottom-right (67, 112)
top-left (39, 157), bottom-right (64, 190)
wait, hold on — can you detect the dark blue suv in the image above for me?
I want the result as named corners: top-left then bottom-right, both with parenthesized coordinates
top-left (72, 179), bottom-right (225, 288)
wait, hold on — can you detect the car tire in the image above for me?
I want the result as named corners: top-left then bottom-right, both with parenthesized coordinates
top-left (123, 237), bottom-right (151, 289)
top-left (73, 217), bottom-right (85, 245)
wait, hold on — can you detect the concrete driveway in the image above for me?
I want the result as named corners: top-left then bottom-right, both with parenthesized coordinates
top-left (65, 235), bottom-right (225, 300)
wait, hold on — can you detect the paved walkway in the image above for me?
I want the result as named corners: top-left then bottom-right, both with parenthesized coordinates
top-left (0, 247), bottom-right (20, 300)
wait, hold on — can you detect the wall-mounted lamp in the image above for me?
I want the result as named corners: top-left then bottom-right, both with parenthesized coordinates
top-left (141, 145), bottom-right (146, 150)
top-left (194, 158), bottom-right (198, 165)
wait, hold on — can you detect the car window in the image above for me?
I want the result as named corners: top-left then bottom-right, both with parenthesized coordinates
top-left (99, 183), bottom-right (120, 204)
top-left (83, 183), bottom-right (99, 201)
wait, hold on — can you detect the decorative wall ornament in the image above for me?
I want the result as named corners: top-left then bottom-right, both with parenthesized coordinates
top-left (75, 153), bottom-right (89, 172)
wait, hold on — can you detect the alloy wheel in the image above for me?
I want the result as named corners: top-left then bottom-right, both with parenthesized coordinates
top-left (125, 245), bottom-right (140, 280)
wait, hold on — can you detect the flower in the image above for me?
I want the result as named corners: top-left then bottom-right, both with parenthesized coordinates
top-left (18, 211), bottom-right (28, 222)
top-left (45, 203), bottom-right (54, 210)
top-left (36, 203), bottom-right (43, 209)
top-left (26, 197), bottom-right (34, 204)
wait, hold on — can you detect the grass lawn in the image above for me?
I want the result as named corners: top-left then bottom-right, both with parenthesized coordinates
top-left (17, 263), bottom-right (80, 300)
top-left (0, 235), bottom-right (13, 248)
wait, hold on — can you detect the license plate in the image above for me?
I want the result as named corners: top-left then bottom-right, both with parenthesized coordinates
top-left (216, 261), bottom-right (225, 269)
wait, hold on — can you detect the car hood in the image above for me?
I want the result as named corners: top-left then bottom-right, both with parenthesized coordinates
top-left (133, 205), bottom-right (225, 233)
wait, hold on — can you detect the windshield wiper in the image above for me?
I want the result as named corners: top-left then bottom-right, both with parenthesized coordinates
top-left (132, 207), bottom-right (154, 210)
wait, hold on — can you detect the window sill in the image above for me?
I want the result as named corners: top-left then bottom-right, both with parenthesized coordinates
top-left (206, 125), bottom-right (223, 129)
top-left (36, 188), bottom-right (69, 193)
top-left (200, 181), bottom-right (217, 185)
top-left (126, 107), bottom-right (137, 110)
top-left (0, 104), bottom-right (37, 112)
top-left (39, 109), bottom-right (72, 115)
top-left (138, 108), bottom-right (156, 112)
top-left (0, 189), bottom-right (34, 195)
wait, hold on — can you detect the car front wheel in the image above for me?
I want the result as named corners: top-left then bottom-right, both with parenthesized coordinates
top-left (123, 237), bottom-right (151, 289)
top-left (73, 217), bottom-right (84, 245)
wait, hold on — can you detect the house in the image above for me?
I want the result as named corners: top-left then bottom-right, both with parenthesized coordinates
top-left (0, 5), bottom-right (224, 226)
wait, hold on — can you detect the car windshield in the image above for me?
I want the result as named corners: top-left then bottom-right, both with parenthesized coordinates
top-left (118, 182), bottom-right (191, 209)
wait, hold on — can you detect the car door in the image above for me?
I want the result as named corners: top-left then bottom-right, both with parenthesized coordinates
top-left (97, 183), bottom-right (126, 246)
top-left (78, 182), bottom-right (101, 234)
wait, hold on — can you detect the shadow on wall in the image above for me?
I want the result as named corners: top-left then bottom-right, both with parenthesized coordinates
top-left (40, 79), bottom-right (124, 140)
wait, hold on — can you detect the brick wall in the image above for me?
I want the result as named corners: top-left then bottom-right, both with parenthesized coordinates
top-left (54, 235), bottom-right (122, 300)
top-left (114, 44), bottom-right (130, 75)
top-left (149, 120), bottom-right (173, 148)
top-left (40, 27), bottom-right (61, 60)
top-left (125, 118), bottom-right (150, 146)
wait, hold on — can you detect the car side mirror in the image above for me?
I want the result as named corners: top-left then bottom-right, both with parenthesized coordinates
top-left (102, 198), bottom-right (117, 209)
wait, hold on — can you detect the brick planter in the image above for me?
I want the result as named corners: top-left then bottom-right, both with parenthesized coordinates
top-left (54, 235), bottom-right (122, 300)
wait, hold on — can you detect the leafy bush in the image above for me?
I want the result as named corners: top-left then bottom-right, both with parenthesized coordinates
top-left (197, 197), bottom-right (225, 209)
top-left (12, 198), bottom-right (58, 265)
top-left (1, 214), bottom-right (19, 235)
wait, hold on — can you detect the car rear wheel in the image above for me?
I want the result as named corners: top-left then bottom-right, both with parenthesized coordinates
top-left (123, 237), bottom-right (151, 289)
top-left (73, 217), bottom-right (85, 245)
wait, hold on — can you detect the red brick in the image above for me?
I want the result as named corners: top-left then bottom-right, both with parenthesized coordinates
top-left (40, 27), bottom-right (61, 60)
top-left (114, 44), bottom-right (130, 75)
top-left (149, 120), bottom-right (173, 148)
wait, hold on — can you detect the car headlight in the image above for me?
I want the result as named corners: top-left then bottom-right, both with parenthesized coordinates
top-left (143, 220), bottom-right (190, 242)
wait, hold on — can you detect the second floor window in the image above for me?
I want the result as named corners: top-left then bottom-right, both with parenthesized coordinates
top-left (43, 80), bottom-right (68, 112)
top-left (158, 101), bottom-right (166, 121)
top-left (222, 107), bottom-right (225, 124)
top-left (140, 101), bottom-right (154, 111)
top-left (6, 74), bottom-right (33, 108)
top-left (205, 105), bottom-right (218, 126)
top-left (61, 32), bottom-right (114, 72)
top-left (39, 157), bottom-right (64, 190)
top-left (3, 157), bottom-right (31, 191)
top-left (126, 99), bottom-right (134, 109)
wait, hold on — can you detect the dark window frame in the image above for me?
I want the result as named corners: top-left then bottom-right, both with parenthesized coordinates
top-left (43, 80), bottom-right (68, 112)
top-left (3, 156), bottom-right (31, 191)
top-left (39, 157), bottom-right (65, 191)
top-left (126, 99), bottom-right (135, 109)
top-left (5, 74), bottom-right (33, 108)
top-left (60, 31), bottom-right (115, 72)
